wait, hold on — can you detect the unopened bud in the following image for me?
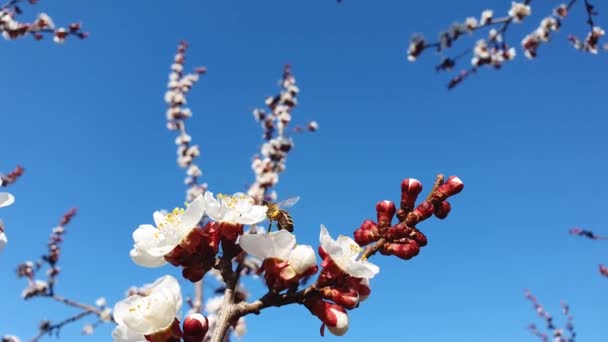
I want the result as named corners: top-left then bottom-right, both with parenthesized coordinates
top-left (434, 201), bottom-right (451, 219)
top-left (600, 264), bottom-right (608, 277)
top-left (382, 241), bottom-right (420, 260)
top-left (406, 201), bottom-right (434, 225)
top-left (324, 287), bottom-right (360, 309)
top-left (353, 220), bottom-right (379, 246)
top-left (432, 176), bottom-right (463, 202)
top-left (183, 314), bottom-right (209, 342)
top-left (182, 265), bottom-right (206, 282)
top-left (307, 300), bottom-right (349, 337)
top-left (400, 178), bottom-right (422, 212)
top-left (387, 222), bottom-right (414, 240)
top-left (409, 229), bottom-right (427, 247)
top-left (376, 201), bottom-right (396, 228)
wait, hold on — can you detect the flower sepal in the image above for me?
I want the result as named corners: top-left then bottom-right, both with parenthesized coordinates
top-left (143, 319), bottom-right (183, 342)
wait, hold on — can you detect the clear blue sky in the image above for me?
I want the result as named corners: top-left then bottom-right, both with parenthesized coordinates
top-left (1, 0), bottom-right (607, 341)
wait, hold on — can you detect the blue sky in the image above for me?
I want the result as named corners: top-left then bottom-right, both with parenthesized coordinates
top-left (1, 0), bottom-right (607, 341)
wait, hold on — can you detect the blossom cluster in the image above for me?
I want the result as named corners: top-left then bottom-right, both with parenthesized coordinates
top-left (0, 0), bottom-right (87, 43)
top-left (0, 165), bottom-right (23, 251)
top-left (5, 209), bottom-right (114, 342)
top-left (525, 290), bottom-right (576, 342)
top-left (408, 0), bottom-right (605, 89)
top-left (165, 41), bottom-right (208, 201)
top-left (248, 65), bottom-right (317, 202)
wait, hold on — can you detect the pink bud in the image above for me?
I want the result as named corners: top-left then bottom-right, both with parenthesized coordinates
top-left (353, 220), bottom-right (379, 246)
top-left (432, 176), bottom-right (463, 201)
top-left (434, 201), bottom-right (451, 219)
top-left (183, 314), bottom-right (208, 342)
top-left (410, 229), bottom-right (427, 247)
top-left (401, 178), bottom-right (422, 212)
top-left (376, 200), bottom-right (396, 228)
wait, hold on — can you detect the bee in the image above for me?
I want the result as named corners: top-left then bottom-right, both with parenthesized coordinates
top-left (263, 196), bottom-right (300, 233)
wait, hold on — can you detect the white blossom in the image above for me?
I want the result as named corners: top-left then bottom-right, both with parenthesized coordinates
top-left (113, 275), bottom-right (182, 338)
top-left (319, 225), bottom-right (379, 279)
top-left (239, 230), bottom-right (317, 274)
top-left (203, 192), bottom-right (267, 225)
top-left (509, 2), bottom-right (531, 22)
top-left (130, 195), bottom-right (205, 267)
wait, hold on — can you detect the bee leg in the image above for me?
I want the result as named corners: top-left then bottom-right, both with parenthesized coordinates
top-left (267, 221), bottom-right (273, 234)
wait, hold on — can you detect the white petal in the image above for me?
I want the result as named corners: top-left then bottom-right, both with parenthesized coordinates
top-left (288, 245), bottom-right (317, 274)
top-left (343, 259), bottom-right (379, 279)
top-left (113, 275), bottom-right (182, 335)
top-left (239, 230), bottom-right (295, 260)
top-left (0, 192), bottom-right (15, 208)
top-left (130, 247), bottom-right (166, 268)
top-left (132, 224), bottom-right (179, 257)
top-left (153, 211), bottom-right (165, 227)
top-left (112, 324), bottom-right (146, 342)
top-left (0, 232), bottom-right (7, 252)
top-left (326, 308), bottom-right (349, 336)
top-left (179, 194), bottom-right (205, 231)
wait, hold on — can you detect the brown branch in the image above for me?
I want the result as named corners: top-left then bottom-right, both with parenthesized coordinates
top-left (28, 311), bottom-right (94, 342)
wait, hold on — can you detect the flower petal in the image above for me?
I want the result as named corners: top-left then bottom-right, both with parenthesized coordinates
top-left (130, 247), bottom-right (167, 268)
top-left (112, 324), bottom-right (147, 342)
top-left (179, 194), bottom-right (205, 231)
top-left (0, 192), bottom-right (15, 208)
top-left (239, 230), bottom-right (296, 260)
top-left (288, 244), bottom-right (317, 274)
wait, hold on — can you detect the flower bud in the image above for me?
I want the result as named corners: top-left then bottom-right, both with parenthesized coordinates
top-left (434, 201), bottom-right (451, 219)
top-left (401, 178), bottom-right (422, 212)
top-left (382, 241), bottom-right (420, 260)
top-left (355, 278), bottom-right (371, 302)
top-left (353, 220), bottom-right (379, 246)
top-left (288, 245), bottom-right (318, 275)
top-left (410, 229), bottom-right (427, 247)
top-left (376, 201), bottom-right (396, 228)
top-left (321, 287), bottom-right (360, 310)
top-left (387, 222), bottom-right (414, 240)
top-left (183, 313), bottom-right (209, 342)
top-left (600, 264), bottom-right (608, 277)
top-left (406, 201), bottom-right (434, 226)
top-left (307, 300), bottom-right (349, 337)
top-left (432, 176), bottom-right (464, 202)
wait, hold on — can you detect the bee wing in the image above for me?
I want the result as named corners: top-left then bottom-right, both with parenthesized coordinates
top-left (277, 196), bottom-right (300, 208)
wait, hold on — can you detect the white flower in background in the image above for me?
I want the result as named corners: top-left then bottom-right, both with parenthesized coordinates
top-left (0, 219), bottom-right (7, 252)
top-left (113, 275), bottom-right (182, 339)
top-left (480, 9), bottom-right (494, 24)
top-left (130, 195), bottom-right (205, 267)
top-left (204, 192), bottom-right (267, 225)
top-left (95, 297), bottom-right (107, 307)
top-left (0, 178), bottom-right (15, 208)
top-left (509, 2), bottom-right (531, 22)
top-left (239, 230), bottom-right (317, 274)
top-left (319, 225), bottom-right (380, 279)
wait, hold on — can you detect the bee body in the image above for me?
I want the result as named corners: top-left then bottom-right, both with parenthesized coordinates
top-left (263, 196), bottom-right (299, 233)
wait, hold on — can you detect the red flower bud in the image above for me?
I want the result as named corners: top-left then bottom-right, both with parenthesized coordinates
top-left (432, 176), bottom-right (463, 202)
top-left (382, 241), bottom-right (420, 260)
top-left (353, 220), bottom-right (379, 246)
top-left (434, 201), bottom-right (451, 219)
top-left (376, 201), bottom-right (396, 228)
top-left (183, 314), bottom-right (208, 342)
top-left (401, 178), bottom-right (422, 212)
top-left (387, 222), bottom-right (414, 240)
top-left (600, 264), bottom-right (608, 277)
top-left (410, 229), bottom-right (427, 247)
top-left (406, 201), bottom-right (434, 226)
top-left (321, 287), bottom-right (360, 310)
top-left (306, 300), bottom-right (349, 336)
